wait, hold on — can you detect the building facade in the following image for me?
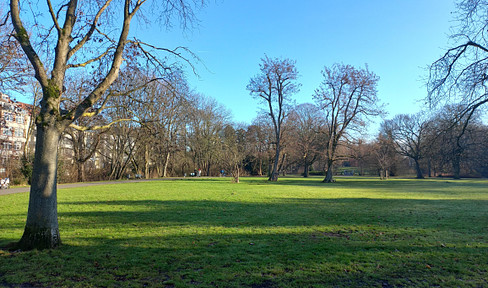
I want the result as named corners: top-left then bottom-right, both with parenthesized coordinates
top-left (0, 92), bottom-right (33, 177)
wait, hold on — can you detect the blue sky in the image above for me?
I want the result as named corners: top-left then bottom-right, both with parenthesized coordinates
top-left (13, 1), bottom-right (457, 134)
top-left (133, 0), bottom-right (456, 131)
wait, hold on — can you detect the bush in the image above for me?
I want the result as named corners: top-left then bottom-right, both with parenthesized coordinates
top-left (308, 170), bottom-right (325, 176)
top-left (20, 156), bottom-right (34, 185)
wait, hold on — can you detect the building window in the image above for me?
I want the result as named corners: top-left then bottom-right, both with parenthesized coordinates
top-left (14, 128), bottom-right (24, 138)
top-left (0, 168), bottom-right (5, 173)
top-left (15, 142), bottom-right (22, 150)
top-left (4, 113), bottom-right (14, 122)
top-left (16, 116), bottom-right (24, 124)
top-left (2, 128), bottom-right (12, 137)
top-left (3, 142), bottom-right (12, 150)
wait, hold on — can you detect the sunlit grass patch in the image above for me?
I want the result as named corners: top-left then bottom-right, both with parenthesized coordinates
top-left (1, 177), bottom-right (487, 287)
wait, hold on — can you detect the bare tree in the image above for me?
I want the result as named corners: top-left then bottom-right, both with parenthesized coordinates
top-left (244, 117), bottom-right (274, 176)
top-left (314, 63), bottom-right (382, 183)
top-left (428, 1), bottom-right (488, 119)
top-left (247, 56), bottom-right (300, 181)
top-left (125, 68), bottom-right (189, 178)
top-left (287, 103), bottom-right (324, 177)
top-left (381, 113), bottom-right (431, 179)
top-left (220, 125), bottom-right (245, 183)
top-left (371, 133), bottom-right (396, 180)
top-left (187, 94), bottom-right (230, 176)
top-left (9, 0), bottom-right (204, 250)
top-left (430, 104), bottom-right (481, 179)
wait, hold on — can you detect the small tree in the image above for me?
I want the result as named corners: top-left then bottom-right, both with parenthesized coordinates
top-left (247, 56), bottom-right (300, 181)
top-left (221, 125), bottom-right (245, 183)
top-left (314, 63), bottom-right (382, 183)
top-left (374, 130), bottom-right (397, 180)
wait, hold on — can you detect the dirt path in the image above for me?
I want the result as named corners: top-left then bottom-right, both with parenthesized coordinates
top-left (0, 178), bottom-right (186, 196)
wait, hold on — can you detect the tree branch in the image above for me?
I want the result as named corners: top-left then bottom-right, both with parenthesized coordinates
top-left (9, 0), bottom-right (49, 87)
top-left (46, 0), bottom-right (62, 33)
top-left (69, 118), bottom-right (132, 131)
top-left (68, 0), bottom-right (113, 59)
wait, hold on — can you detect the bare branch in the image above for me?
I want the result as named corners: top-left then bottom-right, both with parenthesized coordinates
top-left (68, 0), bottom-right (113, 59)
top-left (9, 0), bottom-right (49, 87)
top-left (69, 118), bottom-right (133, 131)
top-left (46, 0), bottom-right (62, 33)
top-left (67, 47), bottom-right (113, 68)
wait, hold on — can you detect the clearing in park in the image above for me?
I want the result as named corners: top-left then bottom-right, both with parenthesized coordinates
top-left (0, 176), bottom-right (487, 287)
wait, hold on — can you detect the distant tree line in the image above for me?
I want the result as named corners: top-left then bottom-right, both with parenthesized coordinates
top-left (7, 61), bottom-right (487, 184)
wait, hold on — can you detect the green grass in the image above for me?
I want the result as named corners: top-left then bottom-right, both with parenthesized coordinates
top-left (1, 177), bottom-right (487, 287)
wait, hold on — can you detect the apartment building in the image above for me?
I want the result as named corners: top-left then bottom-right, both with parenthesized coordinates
top-left (0, 92), bottom-right (33, 177)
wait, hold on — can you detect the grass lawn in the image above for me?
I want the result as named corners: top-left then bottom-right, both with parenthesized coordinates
top-left (0, 176), bottom-right (487, 287)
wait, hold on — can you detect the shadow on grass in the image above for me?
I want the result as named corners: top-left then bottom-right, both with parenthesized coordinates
top-left (243, 176), bottom-right (488, 195)
top-left (1, 227), bottom-right (487, 287)
top-left (57, 198), bottom-right (488, 232)
top-left (2, 196), bottom-right (487, 287)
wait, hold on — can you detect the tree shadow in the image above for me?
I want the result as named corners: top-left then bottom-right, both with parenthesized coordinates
top-left (2, 196), bottom-right (487, 287)
top-left (1, 227), bottom-right (486, 287)
top-left (57, 197), bottom-right (488, 231)
top-left (245, 176), bottom-right (488, 195)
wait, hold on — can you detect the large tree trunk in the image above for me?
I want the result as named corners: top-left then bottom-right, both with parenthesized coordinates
top-left (414, 158), bottom-right (424, 179)
top-left (258, 158), bottom-right (263, 176)
top-left (144, 143), bottom-right (150, 179)
top-left (323, 168), bottom-right (334, 183)
top-left (322, 159), bottom-right (334, 183)
top-left (76, 161), bottom-right (85, 182)
top-left (452, 152), bottom-right (461, 179)
top-left (18, 125), bottom-right (61, 250)
top-left (303, 160), bottom-right (310, 178)
top-left (232, 164), bottom-right (240, 183)
top-left (163, 151), bottom-right (170, 177)
top-left (268, 145), bottom-right (280, 181)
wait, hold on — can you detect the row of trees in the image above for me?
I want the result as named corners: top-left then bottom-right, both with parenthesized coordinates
top-left (12, 60), bottom-right (486, 188)
top-left (376, 107), bottom-right (488, 179)
top-left (8, 56), bottom-right (488, 188)
top-left (36, 59), bottom-right (383, 185)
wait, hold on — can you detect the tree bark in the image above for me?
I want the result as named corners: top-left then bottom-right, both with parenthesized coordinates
top-left (163, 151), bottom-right (170, 177)
top-left (144, 143), bottom-right (150, 179)
top-left (324, 167), bottom-right (334, 183)
top-left (414, 158), bottom-right (424, 179)
top-left (323, 159), bottom-right (334, 183)
top-left (258, 158), bottom-right (263, 176)
top-left (269, 144), bottom-right (280, 181)
top-left (303, 160), bottom-right (310, 178)
top-left (232, 164), bottom-right (240, 183)
top-left (18, 125), bottom-right (61, 250)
